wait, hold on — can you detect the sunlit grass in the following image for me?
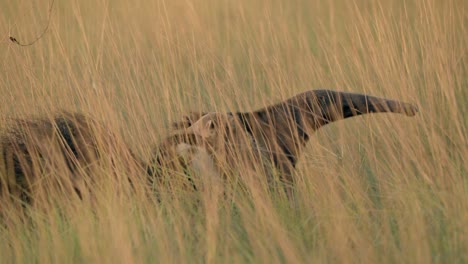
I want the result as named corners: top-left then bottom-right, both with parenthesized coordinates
top-left (0, 0), bottom-right (466, 263)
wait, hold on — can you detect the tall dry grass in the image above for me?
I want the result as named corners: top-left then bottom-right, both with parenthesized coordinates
top-left (0, 0), bottom-right (466, 263)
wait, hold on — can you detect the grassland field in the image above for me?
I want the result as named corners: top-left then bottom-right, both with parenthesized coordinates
top-left (0, 0), bottom-right (466, 263)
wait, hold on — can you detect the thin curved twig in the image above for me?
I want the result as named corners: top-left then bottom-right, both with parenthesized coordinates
top-left (9, 0), bottom-right (55, 47)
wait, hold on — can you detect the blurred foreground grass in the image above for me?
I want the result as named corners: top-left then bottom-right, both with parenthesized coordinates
top-left (0, 0), bottom-right (466, 263)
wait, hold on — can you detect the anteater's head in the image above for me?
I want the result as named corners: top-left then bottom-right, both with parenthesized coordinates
top-left (304, 90), bottom-right (419, 128)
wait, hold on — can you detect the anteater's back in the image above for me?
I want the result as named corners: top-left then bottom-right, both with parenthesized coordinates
top-left (0, 112), bottom-right (146, 212)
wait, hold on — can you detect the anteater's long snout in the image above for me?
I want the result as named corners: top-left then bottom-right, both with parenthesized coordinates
top-left (319, 90), bottom-right (419, 120)
top-left (343, 92), bottom-right (418, 116)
